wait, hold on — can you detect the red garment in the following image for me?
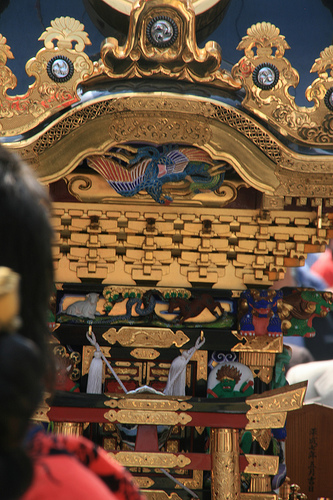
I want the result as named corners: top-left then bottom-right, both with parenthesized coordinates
top-left (22, 430), bottom-right (144, 500)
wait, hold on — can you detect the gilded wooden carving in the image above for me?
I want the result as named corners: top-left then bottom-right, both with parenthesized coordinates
top-left (110, 451), bottom-right (191, 468)
top-left (103, 326), bottom-right (189, 348)
top-left (232, 21), bottom-right (333, 147)
top-left (244, 455), bottom-right (279, 476)
top-left (0, 17), bottom-right (93, 136)
top-left (105, 396), bottom-right (192, 412)
top-left (100, 0), bottom-right (240, 90)
top-left (104, 409), bottom-right (192, 425)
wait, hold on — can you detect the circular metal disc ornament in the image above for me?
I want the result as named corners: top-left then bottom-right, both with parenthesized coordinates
top-left (47, 56), bottom-right (74, 83)
top-left (146, 16), bottom-right (178, 48)
top-left (324, 87), bottom-right (333, 111)
top-left (252, 63), bottom-right (279, 90)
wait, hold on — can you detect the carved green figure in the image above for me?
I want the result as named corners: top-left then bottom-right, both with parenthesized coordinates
top-left (207, 362), bottom-right (254, 399)
top-left (279, 290), bottom-right (333, 337)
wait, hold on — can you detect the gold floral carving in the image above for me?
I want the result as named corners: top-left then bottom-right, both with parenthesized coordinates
top-left (239, 353), bottom-right (275, 384)
top-left (105, 397), bottom-right (192, 412)
top-left (246, 382), bottom-right (307, 413)
top-left (245, 382), bottom-right (307, 429)
top-left (232, 21), bottom-right (333, 147)
top-left (244, 455), bottom-right (279, 476)
top-left (134, 477), bottom-right (155, 489)
top-left (104, 409), bottom-right (192, 425)
top-left (210, 428), bottom-right (240, 500)
top-left (210, 104), bottom-right (282, 164)
top-left (108, 115), bottom-right (212, 146)
top-left (246, 411), bottom-right (287, 430)
top-left (22, 94), bottom-right (283, 177)
top-left (130, 348), bottom-right (161, 360)
top-left (103, 327), bottom-right (189, 348)
top-left (175, 470), bottom-right (203, 489)
top-left (143, 491), bottom-right (182, 500)
top-left (251, 429), bottom-right (272, 451)
top-left (110, 451), bottom-right (191, 468)
top-left (188, 349), bottom-right (208, 381)
top-left (232, 335), bottom-right (282, 383)
top-left (240, 494), bottom-right (277, 500)
top-left (0, 17), bottom-right (94, 136)
top-left (232, 334), bottom-right (283, 354)
top-left (100, 0), bottom-right (240, 91)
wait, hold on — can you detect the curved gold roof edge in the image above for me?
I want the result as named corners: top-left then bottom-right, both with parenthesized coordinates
top-left (7, 91), bottom-right (333, 200)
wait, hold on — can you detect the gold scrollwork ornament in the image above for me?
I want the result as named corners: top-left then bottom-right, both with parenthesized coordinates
top-left (0, 17), bottom-right (94, 136)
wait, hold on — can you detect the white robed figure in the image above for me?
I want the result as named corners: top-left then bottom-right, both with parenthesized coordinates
top-left (163, 335), bottom-right (206, 396)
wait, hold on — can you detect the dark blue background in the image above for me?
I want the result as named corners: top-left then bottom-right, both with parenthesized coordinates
top-left (0, 0), bottom-right (332, 103)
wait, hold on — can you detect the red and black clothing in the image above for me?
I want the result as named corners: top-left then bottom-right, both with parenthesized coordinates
top-left (22, 429), bottom-right (144, 500)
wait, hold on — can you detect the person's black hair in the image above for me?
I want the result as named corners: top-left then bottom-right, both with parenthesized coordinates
top-left (0, 146), bottom-right (54, 361)
top-left (0, 333), bottom-right (44, 499)
top-left (0, 145), bottom-right (54, 499)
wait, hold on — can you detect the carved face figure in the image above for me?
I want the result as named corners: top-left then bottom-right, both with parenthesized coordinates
top-left (217, 376), bottom-right (237, 392)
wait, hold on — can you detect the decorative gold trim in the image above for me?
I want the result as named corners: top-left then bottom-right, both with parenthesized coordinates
top-left (232, 335), bottom-right (283, 383)
top-left (134, 477), bottom-right (155, 489)
top-left (104, 409), bottom-right (192, 425)
top-left (246, 411), bottom-right (287, 430)
top-left (240, 495), bottom-right (278, 500)
top-left (0, 17), bottom-right (94, 136)
top-left (189, 349), bottom-right (208, 381)
top-left (250, 429), bottom-right (272, 451)
top-left (103, 326), bottom-right (189, 348)
top-left (232, 21), bottom-right (333, 147)
top-left (110, 451), bottom-right (191, 468)
top-left (6, 87), bottom-right (333, 203)
top-left (105, 397), bottom-right (192, 411)
top-left (232, 334), bottom-right (283, 354)
top-left (130, 348), bottom-right (161, 360)
top-left (238, 353), bottom-right (275, 384)
top-left (245, 382), bottom-right (307, 429)
top-left (211, 428), bottom-right (240, 500)
top-left (246, 382), bottom-right (307, 413)
top-left (244, 455), bottom-right (279, 476)
top-left (142, 491), bottom-right (183, 500)
top-left (249, 475), bottom-right (271, 493)
top-left (174, 470), bottom-right (203, 489)
top-left (100, 0), bottom-right (240, 91)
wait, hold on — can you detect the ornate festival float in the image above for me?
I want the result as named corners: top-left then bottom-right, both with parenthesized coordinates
top-left (1, 0), bottom-right (333, 498)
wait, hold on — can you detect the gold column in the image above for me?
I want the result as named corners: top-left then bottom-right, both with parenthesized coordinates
top-left (211, 428), bottom-right (240, 500)
top-left (249, 475), bottom-right (271, 492)
top-left (53, 422), bottom-right (84, 436)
